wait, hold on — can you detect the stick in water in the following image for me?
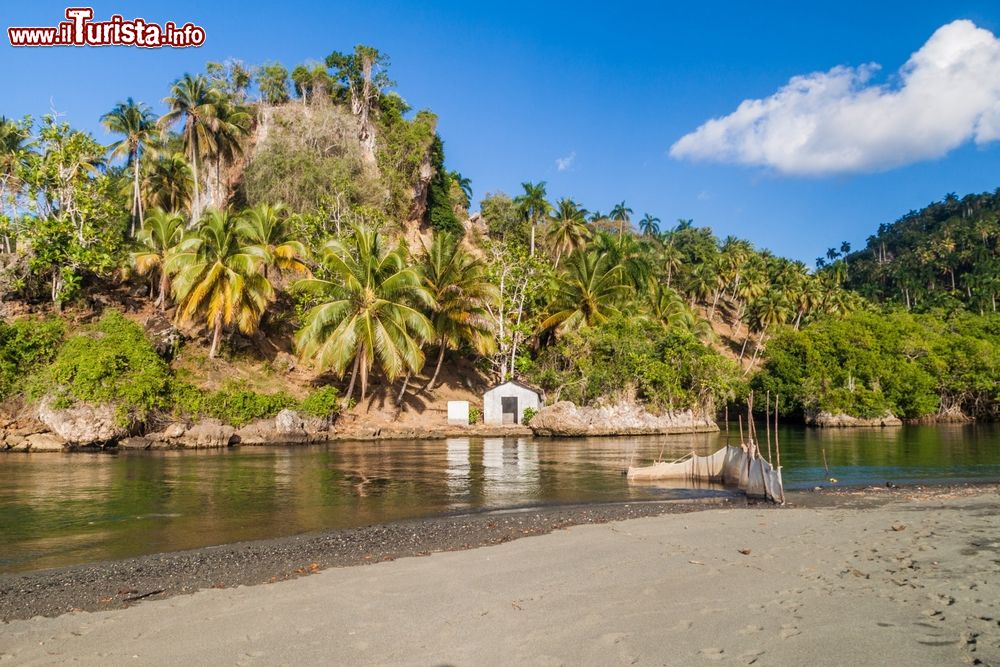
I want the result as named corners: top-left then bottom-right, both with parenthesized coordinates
top-left (765, 389), bottom-right (772, 462)
top-left (822, 448), bottom-right (830, 475)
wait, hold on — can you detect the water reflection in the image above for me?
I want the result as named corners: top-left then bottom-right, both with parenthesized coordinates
top-left (0, 423), bottom-right (997, 573)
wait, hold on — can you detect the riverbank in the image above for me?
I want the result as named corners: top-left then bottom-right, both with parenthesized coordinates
top-left (3, 484), bottom-right (997, 665)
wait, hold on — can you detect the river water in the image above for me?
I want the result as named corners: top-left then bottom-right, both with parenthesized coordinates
top-left (1, 423), bottom-right (998, 573)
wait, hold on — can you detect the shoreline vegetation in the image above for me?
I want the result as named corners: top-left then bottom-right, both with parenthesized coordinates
top-left (1, 47), bottom-right (998, 452)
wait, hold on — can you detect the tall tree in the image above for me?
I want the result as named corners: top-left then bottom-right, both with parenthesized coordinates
top-left (142, 153), bottom-right (193, 213)
top-left (160, 74), bottom-right (218, 223)
top-left (545, 198), bottom-right (590, 267)
top-left (167, 208), bottom-right (273, 358)
top-left (294, 224), bottom-right (432, 404)
top-left (609, 201), bottom-right (633, 238)
top-left (515, 181), bottom-right (550, 257)
top-left (0, 116), bottom-right (32, 253)
top-left (101, 98), bottom-right (158, 234)
top-left (419, 231), bottom-right (498, 390)
top-left (255, 62), bottom-right (291, 105)
top-left (326, 45), bottom-right (392, 160)
top-left (132, 208), bottom-right (185, 310)
top-left (638, 213), bottom-right (660, 237)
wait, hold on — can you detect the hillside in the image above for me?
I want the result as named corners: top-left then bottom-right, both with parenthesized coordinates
top-left (835, 190), bottom-right (1000, 313)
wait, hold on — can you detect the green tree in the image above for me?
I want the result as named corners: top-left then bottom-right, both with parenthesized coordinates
top-left (0, 116), bottom-right (32, 252)
top-left (255, 62), bottom-right (291, 105)
top-left (142, 152), bottom-right (193, 213)
top-left (515, 181), bottom-right (550, 257)
top-left (133, 208), bottom-right (185, 310)
top-left (639, 213), bottom-right (660, 237)
top-left (167, 208), bottom-right (274, 358)
top-left (101, 98), bottom-right (158, 234)
top-left (545, 198), bottom-right (590, 267)
top-left (294, 224), bottom-right (433, 404)
top-left (237, 203), bottom-right (309, 279)
top-left (540, 250), bottom-right (630, 336)
top-left (160, 74), bottom-right (218, 222)
top-left (420, 231), bottom-right (498, 390)
top-left (610, 200), bottom-right (633, 237)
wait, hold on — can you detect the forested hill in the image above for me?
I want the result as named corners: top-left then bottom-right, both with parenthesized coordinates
top-left (835, 190), bottom-right (1000, 313)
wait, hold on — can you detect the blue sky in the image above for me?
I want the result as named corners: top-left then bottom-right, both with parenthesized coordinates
top-left (3, 1), bottom-right (1000, 264)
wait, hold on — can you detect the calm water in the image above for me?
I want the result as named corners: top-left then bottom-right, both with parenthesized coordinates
top-left (1, 423), bottom-right (998, 573)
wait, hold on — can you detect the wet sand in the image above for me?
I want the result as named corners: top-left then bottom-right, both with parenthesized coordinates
top-left (2, 486), bottom-right (999, 665)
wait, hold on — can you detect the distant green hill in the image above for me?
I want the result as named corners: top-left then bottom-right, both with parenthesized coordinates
top-left (834, 191), bottom-right (999, 313)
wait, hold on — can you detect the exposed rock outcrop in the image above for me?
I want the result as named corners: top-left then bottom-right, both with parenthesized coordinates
top-left (529, 401), bottom-right (717, 437)
top-left (37, 397), bottom-right (130, 445)
top-left (143, 311), bottom-right (184, 360)
top-left (805, 410), bottom-right (902, 428)
top-left (233, 409), bottom-right (331, 445)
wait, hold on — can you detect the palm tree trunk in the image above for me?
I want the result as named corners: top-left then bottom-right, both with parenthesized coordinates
top-left (189, 141), bottom-right (200, 225)
top-left (157, 269), bottom-right (169, 310)
top-left (529, 221), bottom-right (536, 257)
top-left (359, 348), bottom-right (369, 404)
top-left (396, 372), bottom-right (411, 407)
top-left (424, 342), bottom-right (447, 391)
top-left (209, 312), bottom-right (223, 358)
top-left (132, 157), bottom-right (142, 235)
top-left (344, 353), bottom-right (360, 408)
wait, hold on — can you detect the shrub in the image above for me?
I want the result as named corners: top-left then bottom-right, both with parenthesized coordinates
top-left (299, 386), bottom-right (340, 417)
top-left (468, 406), bottom-right (481, 424)
top-left (522, 407), bottom-right (537, 424)
top-left (171, 381), bottom-right (297, 427)
top-left (0, 317), bottom-right (65, 400)
top-left (30, 311), bottom-right (170, 424)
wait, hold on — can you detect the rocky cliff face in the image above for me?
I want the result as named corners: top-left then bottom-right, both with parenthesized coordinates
top-left (529, 401), bottom-right (717, 437)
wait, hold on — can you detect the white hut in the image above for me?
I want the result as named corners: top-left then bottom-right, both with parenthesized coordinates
top-left (483, 380), bottom-right (541, 426)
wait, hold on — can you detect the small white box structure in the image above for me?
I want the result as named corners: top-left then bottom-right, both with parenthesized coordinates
top-left (483, 381), bottom-right (541, 426)
top-left (447, 401), bottom-right (470, 426)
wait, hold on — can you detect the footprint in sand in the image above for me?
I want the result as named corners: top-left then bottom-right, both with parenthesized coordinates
top-left (739, 624), bottom-right (764, 635)
top-left (780, 624), bottom-right (801, 639)
top-left (740, 649), bottom-right (766, 665)
top-left (698, 647), bottom-right (725, 660)
top-left (670, 620), bottom-right (694, 631)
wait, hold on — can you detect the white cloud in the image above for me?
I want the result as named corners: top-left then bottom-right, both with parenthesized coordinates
top-left (670, 20), bottom-right (1000, 175)
top-left (555, 151), bottom-right (576, 171)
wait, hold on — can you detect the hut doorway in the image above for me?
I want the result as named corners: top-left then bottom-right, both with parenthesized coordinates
top-left (501, 396), bottom-right (519, 424)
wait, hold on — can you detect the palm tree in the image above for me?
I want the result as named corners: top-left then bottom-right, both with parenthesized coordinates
top-left (540, 250), bottom-right (630, 335)
top-left (591, 231), bottom-right (652, 290)
top-left (208, 95), bottom-right (251, 208)
top-left (294, 224), bottom-right (433, 404)
top-left (132, 209), bottom-right (185, 310)
top-left (638, 213), bottom-right (660, 237)
top-left (420, 232), bottom-right (498, 391)
top-left (609, 201), bottom-right (633, 237)
top-left (657, 240), bottom-right (683, 288)
top-left (167, 209), bottom-right (273, 358)
top-left (237, 203), bottom-right (308, 279)
top-left (0, 116), bottom-right (31, 252)
top-left (142, 153), bottom-right (193, 213)
top-left (545, 198), bottom-right (590, 267)
top-left (515, 181), bottom-right (550, 257)
top-left (160, 74), bottom-right (219, 222)
top-left (101, 98), bottom-right (158, 234)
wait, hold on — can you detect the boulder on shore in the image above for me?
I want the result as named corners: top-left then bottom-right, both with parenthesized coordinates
top-left (234, 409), bottom-right (331, 445)
top-left (529, 400), bottom-right (717, 437)
top-left (37, 397), bottom-right (130, 446)
top-left (805, 410), bottom-right (902, 428)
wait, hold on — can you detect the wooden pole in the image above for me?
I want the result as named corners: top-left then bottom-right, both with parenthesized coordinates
top-left (774, 395), bottom-right (782, 470)
top-left (738, 414), bottom-right (744, 444)
top-left (765, 389), bottom-right (772, 463)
